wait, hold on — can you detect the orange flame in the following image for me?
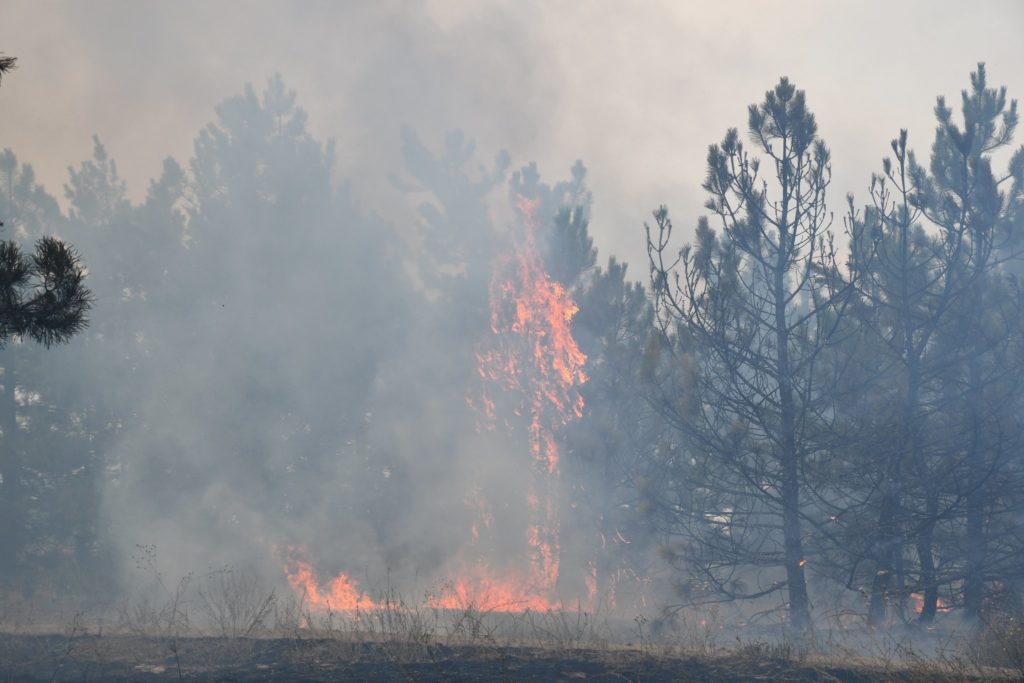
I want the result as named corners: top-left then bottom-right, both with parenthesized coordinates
top-left (470, 194), bottom-right (588, 606)
top-left (479, 196), bottom-right (587, 441)
top-left (280, 195), bottom-right (589, 614)
top-left (909, 592), bottom-right (950, 615)
top-left (282, 547), bottom-right (375, 612)
top-left (426, 566), bottom-right (562, 613)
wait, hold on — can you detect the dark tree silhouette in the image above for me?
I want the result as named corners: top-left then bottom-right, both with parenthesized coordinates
top-left (0, 54), bottom-right (15, 86)
top-left (645, 78), bottom-right (852, 630)
top-left (0, 237), bottom-right (91, 347)
top-left (0, 55), bottom-right (92, 345)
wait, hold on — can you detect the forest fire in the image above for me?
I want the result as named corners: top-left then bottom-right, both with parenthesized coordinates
top-left (282, 547), bottom-right (376, 612)
top-left (470, 194), bottom-right (588, 607)
top-left (909, 593), bottom-right (950, 616)
top-left (282, 195), bottom-right (589, 613)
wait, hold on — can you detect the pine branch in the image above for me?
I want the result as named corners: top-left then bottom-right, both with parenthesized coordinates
top-left (0, 55), bottom-right (17, 85)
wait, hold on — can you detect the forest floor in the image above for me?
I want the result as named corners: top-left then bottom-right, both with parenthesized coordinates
top-left (1, 632), bottom-right (1019, 682)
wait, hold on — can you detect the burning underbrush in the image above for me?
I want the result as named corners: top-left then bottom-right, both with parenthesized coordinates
top-left (0, 570), bottom-right (1020, 682)
top-left (3, 186), bottom-right (1017, 681)
top-left (270, 194), bottom-right (617, 619)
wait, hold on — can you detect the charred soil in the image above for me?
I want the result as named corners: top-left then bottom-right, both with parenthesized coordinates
top-left (0, 633), bottom-right (1015, 682)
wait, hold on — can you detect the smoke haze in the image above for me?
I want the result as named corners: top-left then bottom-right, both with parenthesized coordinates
top-left (3, 1), bottom-right (1023, 269)
top-left (1, 0), bottom-right (1024, 635)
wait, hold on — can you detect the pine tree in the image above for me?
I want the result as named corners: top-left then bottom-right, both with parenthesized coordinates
top-left (645, 78), bottom-right (851, 629)
top-left (839, 129), bottom-right (964, 624)
top-left (911, 64), bottom-right (1024, 618)
top-left (0, 56), bottom-right (94, 589)
top-left (0, 58), bottom-right (92, 346)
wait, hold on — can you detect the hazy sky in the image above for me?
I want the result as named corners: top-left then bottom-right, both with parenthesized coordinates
top-left (2, 0), bottom-right (1022, 271)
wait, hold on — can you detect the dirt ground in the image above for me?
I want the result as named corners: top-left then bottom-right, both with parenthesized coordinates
top-left (0, 633), bottom-right (1015, 682)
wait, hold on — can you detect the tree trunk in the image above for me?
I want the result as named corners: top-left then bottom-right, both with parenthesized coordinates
top-left (775, 217), bottom-right (810, 630)
top-left (963, 362), bottom-right (985, 619)
top-left (782, 460), bottom-right (810, 629)
top-left (868, 492), bottom-right (897, 626)
top-left (916, 509), bottom-right (939, 623)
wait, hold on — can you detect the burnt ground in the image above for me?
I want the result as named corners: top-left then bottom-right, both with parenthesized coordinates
top-left (0, 634), bottom-right (1015, 682)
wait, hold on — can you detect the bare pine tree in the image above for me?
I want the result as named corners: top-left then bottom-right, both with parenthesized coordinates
top-left (645, 78), bottom-right (852, 630)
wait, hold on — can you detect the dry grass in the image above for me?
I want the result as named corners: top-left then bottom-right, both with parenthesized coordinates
top-left (1, 569), bottom-right (1022, 681)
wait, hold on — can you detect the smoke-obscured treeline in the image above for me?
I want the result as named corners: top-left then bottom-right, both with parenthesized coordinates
top-left (2, 63), bottom-right (1024, 633)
